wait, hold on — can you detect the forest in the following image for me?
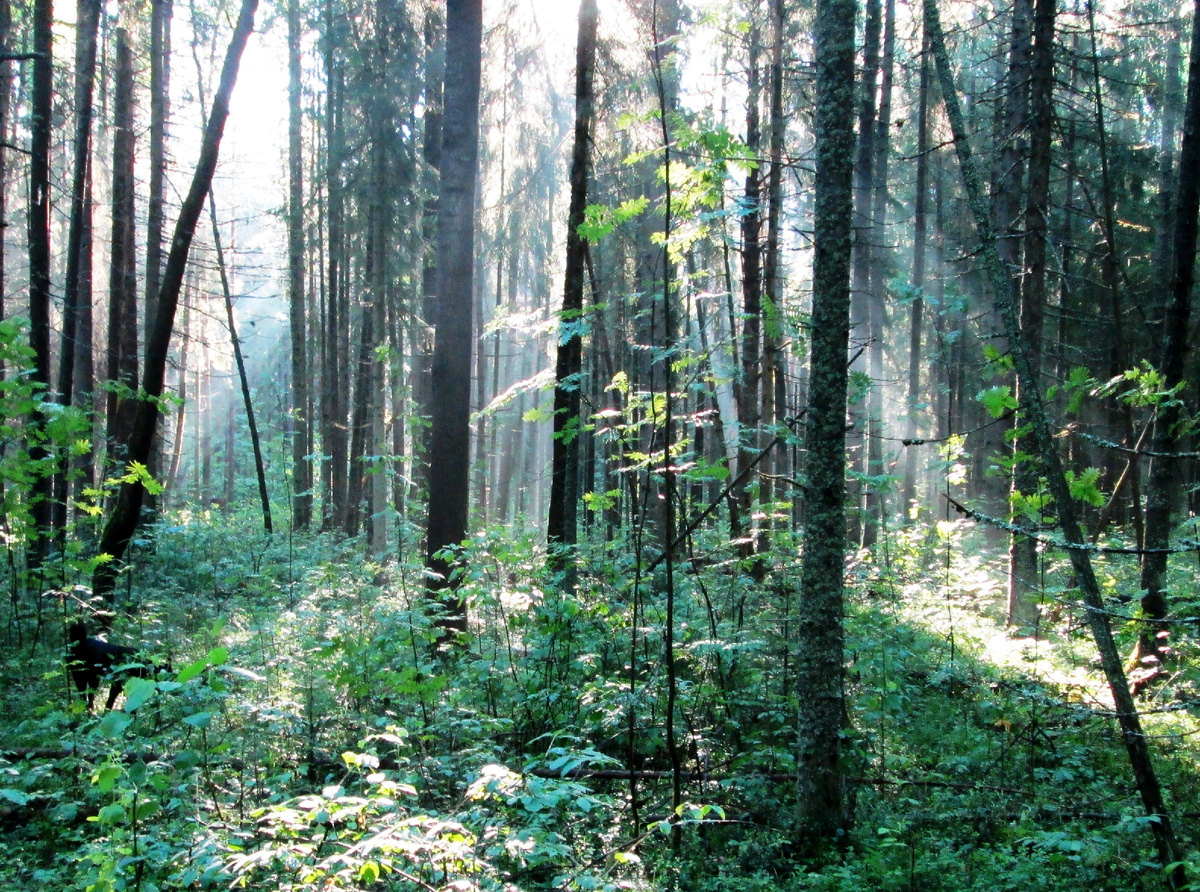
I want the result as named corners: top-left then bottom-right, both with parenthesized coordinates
top-left (0, 0), bottom-right (1199, 886)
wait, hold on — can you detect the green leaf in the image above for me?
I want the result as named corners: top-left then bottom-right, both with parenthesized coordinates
top-left (0, 788), bottom-right (29, 805)
top-left (1067, 468), bottom-right (1105, 507)
top-left (98, 711), bottom-right (133, 738)
top-left (978, 386), bottom-right (1017, 418)
top-left (122, 677), bottom-right (158, 712)
top-left (95, 765), bottom-right (122, 793)
top-left (176, 657), bottom-right (209, 683)
top-left (96, 803), bottom-right (127, 825)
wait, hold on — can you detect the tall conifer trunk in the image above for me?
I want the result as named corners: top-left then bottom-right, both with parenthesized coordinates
top-left (425, 0), bottom-right (482, 634)
top-left (288, 0), bottom-right (311, 529)
top-left (546, 0), bottom-right (598, 582)
top-left (796, 0), bottom-right (856, 844)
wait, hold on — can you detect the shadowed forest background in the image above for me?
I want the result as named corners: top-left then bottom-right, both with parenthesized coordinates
top-left (1, 0), bottom-right (1200, 887)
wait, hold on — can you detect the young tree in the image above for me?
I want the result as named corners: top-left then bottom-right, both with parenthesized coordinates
top-left (425, 0), bottom-right (483, 634)
top-left (795, 0), bottom-right (856, 844)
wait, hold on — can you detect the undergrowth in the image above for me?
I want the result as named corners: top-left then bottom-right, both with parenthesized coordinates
top-left (0, 509), bottom-right (1197, 890)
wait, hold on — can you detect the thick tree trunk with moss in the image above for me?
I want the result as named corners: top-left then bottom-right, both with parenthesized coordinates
top-left (795, 0), bottom-right (856, 845)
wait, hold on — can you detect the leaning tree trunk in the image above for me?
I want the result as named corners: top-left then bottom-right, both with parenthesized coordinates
top-left (92, 0), bottom-right (259, 605)
top-left (546, 0), bottom-right (598, 587)
top-left (795, 0), bottom-right (857, 847)
top-left (425, 0), bottom-right (482, 635)
top-left (207, 190), bottom-right (272, 533)
top-left (925, 0), bottom-right (1186, 880)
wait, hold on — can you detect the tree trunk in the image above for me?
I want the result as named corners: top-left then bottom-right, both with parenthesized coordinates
top-left (866, 0), bottom-right (895, 536)
top-left (26, 0), bottom-right (53, 565)
top-left (145, 0), bottom-right (172, 328)
top-left (795, 0), bottom-right (856, 845)
top-left (1006, 0), bottom-right (1054, 628)
top-left (288, 0), bottom-right (311, 530)
top-left (904, 26), bottom-right (930, 518)
top-left (208, 190), bottom-right (272, 533)
top-left (546, 0), bottom-right (598, 584)
top-left (1139, 0), bottom-right (1200, 660)
top-left (925, 0), bottom-right (1185, 877)
top-left (761, 0), bottom-right (786, 527)
top-left (425, 0), bottom-right (482, 634)
top-left (848, 0), bottom-right (881, 544)
top-left (413, 7), bottom-right (443, 512)
top-left (54, 0), bottom-right (101, 535)
top-left (736, 25), bottom-right (763, 553)
top-left (106, 27), bottom-right (139, 467)
top-left (92, 0), bottom-right (259, 604)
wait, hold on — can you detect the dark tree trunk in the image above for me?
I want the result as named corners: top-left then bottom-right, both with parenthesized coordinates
top-left (145, 0), bottom-right (172, 326)
top-left (26, 0), bottom-right (53, 565)
top-left (761, 0), bottom-right (786, 522)
top-left (1006, 0), bottom-right (1054, 628)
top-left (106, 28), bottom-right (139, 464)
top-left (1140, 0), bottom-right (1200, 658)
top-left (288, 0), bottom-right (311, 529)
top-left (865, 0), bottom-right (895, 538)
top-left (736, 25), bottom-right (762, 552)
top-left (546, 0), bottom-right (598, 584)
top-left (54, 0), bottom-right (101, 535)
top-left (424, 0), bottom-right (482, 634)
top-left (848, 0), bottom-right (881, 544)
top-left (92, 0), bottom-right (259, 605)
top-left (322, 55), bottom-right (348, 530)
top-left (413, 7), bottom-right (443, 511)
top-left (795, 0), bottom-right (856, 845)
top-left (904, 25), bottom-right (930, 516)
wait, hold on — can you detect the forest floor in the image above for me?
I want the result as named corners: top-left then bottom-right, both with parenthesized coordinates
top-left (1, 512), bottom-right (1198, 890)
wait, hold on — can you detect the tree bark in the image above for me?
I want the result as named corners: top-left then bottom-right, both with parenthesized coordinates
top-left (287, 0), bottom-right (311, 530)
top-left (904, 25), bottom-right (930, 518)
top-left (795, 0), bottom-right (856, 845)
top-left (425, 0), bottom-right (482, 635)
top-left (1006, 0), bottom-right (1054, 628)
top-left (54, 0), bottom-right (101, 535)
top-left (26, 0), bottom-right (53, 565)
top-left (106, 27), bottom-right (139, 466)
top-left (1139, 0), bottom-right (1200, 660)
top-left (546, 0), bottom-right (598, 585)
top-left (92, 0), bottom-right (259, 604)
